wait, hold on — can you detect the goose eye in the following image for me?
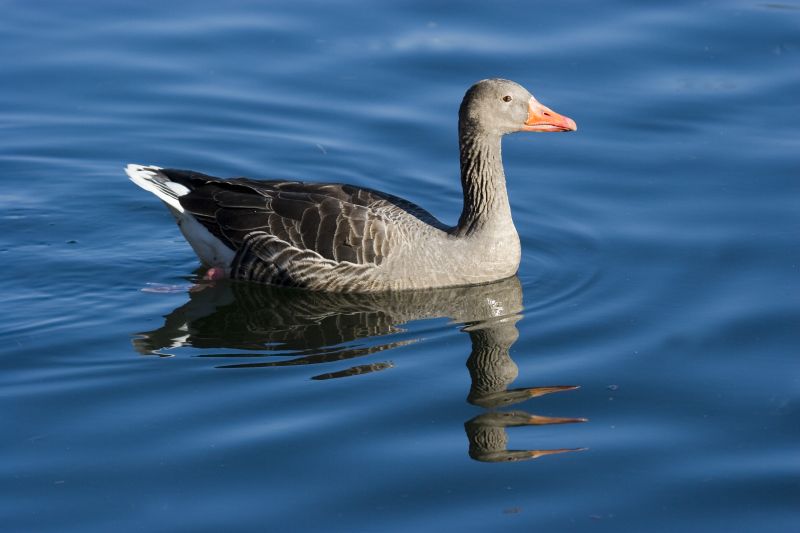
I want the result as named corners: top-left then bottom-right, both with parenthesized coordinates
top-left (502, 95), bottom-right (512, 102)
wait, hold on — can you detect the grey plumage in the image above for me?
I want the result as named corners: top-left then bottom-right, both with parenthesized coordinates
top-left (127, 79), bottom-right (576, 292)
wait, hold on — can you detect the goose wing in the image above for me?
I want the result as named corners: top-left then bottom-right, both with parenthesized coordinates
top-left (158, 168), bottom-right (443, 266)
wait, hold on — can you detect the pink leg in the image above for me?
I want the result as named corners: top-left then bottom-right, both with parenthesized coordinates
top-left (203, 267), bottom-right (226, 281)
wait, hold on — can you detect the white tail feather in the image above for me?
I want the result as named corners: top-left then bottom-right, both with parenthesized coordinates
top-left (125, 164), bottom-right (185, 213)
top-left (125, 163), bottom-right (235, 269)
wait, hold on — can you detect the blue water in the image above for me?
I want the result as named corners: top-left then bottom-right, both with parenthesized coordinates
top-left (2, 0), bottom-right (799, 531)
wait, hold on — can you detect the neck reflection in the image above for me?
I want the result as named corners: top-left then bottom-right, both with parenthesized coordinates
top-left (134, 276), bottom-right (586, 462)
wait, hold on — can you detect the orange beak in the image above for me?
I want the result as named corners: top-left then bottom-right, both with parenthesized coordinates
top-left (521, 97), bottom-right (577, 132)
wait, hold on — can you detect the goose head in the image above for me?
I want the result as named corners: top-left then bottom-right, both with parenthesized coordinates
top-left (459, 78), bottom-right (577, 136)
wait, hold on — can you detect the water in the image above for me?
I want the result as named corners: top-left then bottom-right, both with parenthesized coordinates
top-left (1, 0), bottom-right (798, 530)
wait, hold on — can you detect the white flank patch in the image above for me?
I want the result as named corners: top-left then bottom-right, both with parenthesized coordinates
top-left (176, 212), bottom-right (235, 269)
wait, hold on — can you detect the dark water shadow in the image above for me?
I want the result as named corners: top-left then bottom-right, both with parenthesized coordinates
top-left (134, 276), bottom-right (587, 462)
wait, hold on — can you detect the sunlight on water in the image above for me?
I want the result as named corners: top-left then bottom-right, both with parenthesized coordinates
top-left (1, 0), bottom-right (798, 531)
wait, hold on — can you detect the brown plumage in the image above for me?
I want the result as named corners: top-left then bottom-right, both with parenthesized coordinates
top-left (127, 79), bottom-right (576, 292)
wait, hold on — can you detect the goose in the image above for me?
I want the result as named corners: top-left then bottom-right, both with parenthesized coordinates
top-left (126, 78), bottom-right (576, 292)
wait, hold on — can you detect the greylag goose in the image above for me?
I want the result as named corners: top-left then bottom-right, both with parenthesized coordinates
top-left (126, 78), bottom-right (576, 292)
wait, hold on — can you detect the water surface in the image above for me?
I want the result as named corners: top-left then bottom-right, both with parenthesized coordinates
top-left (1, 0), bottom-right (799, 531)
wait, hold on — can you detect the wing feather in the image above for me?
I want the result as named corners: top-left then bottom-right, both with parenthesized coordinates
top-left (156, 168), bottom-right (438, 268)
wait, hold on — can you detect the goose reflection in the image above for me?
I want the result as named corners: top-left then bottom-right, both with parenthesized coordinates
top-left (134, 275), bottom-right (586, 462)
top-left (462, 314), bottom-right (587, 462)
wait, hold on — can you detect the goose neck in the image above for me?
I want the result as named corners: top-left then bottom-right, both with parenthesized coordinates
top-left (456, 130), bottom-right (512, 236)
